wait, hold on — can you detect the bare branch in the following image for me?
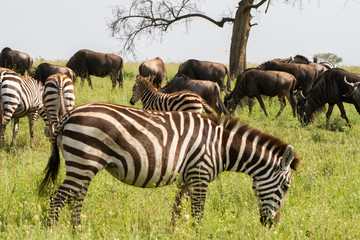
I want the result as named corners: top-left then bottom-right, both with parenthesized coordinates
top-left (108, 0), bottom-right (235, 58)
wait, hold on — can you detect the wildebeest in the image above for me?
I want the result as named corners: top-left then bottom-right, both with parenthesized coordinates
top-left (298, 68), bottom-right (360, 126)
top-left (258, 60), bottom-right (318, 95)
top-left (224, 68), bottom-right (297, 118)
top-left (33, 62), bottom-right (76, 84)
top-left (0, 47), bottom-right (33, 75)
top-left (160, 75), bottom-right (230, 116)
top-left (66, 49), bottom-right (123, 89)
top-left (175, 59), bottom-right (231, 92)
top-left (139, 57), bottom-right (167, 89)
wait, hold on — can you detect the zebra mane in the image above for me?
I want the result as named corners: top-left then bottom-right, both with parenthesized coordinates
top-left (292, 55), bottom-right (311, 64)
top-left (220, 117), bottom-right (300, 171)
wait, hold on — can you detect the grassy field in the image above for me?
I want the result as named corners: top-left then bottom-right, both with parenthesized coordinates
top-left (0, 62), bottom-right (359, 239)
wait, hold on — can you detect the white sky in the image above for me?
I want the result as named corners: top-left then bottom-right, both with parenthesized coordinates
top-left (1, 0), bottom-right (359, 65)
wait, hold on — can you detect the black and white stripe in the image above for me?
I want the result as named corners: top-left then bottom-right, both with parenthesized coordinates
top-left (0, 68), bottom-right (46, 148)
top-left (43, 73), bottom-right (75, 138)
top-left (130, 75), bottom-right (216, 115)
top-left (40, 102), bottom-right (300, 227)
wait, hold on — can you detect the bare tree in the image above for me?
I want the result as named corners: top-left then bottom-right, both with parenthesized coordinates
top-left (108, 0), bottom-right (296, 79)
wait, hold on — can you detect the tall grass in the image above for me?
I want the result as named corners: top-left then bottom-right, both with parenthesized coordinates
top-left (0, 61), bottom-right (359, 239)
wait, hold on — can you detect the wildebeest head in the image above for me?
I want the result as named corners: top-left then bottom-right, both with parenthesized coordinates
top-left (343, 76), bottom-right (360, 107)
top-left (223, 92), bottom-right (236, 113)
top-left (297, 91), bottom-right (311, 125)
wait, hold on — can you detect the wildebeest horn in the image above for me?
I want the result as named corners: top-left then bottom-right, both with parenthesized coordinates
top-left (298, 91), bottom-right (306, 101)
top-left (344, 76), bottom-right (354, 88)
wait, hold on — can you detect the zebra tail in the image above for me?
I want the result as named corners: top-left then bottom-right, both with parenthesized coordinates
top-left (59, 87), bottom-right (66, 119)
top-left (38, 112), bottom-right (70, 194)
top-left (38, 140), bottom-right (60, 194)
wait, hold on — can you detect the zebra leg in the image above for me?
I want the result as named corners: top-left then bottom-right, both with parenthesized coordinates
top-left (188, 181), bottom-right (209, 221)
top-left (47, 188), bottom-right (69, 225)
top-left (28, 112), bottom-right (38, 147)
top-left (0, 123), bottom-right (8, 148)
top-left (171, 184), bottom-right (190, 225)
top-left (10, 118), bottom-right (19, 147)
top-left (69, 182), bottom-right (90, 227)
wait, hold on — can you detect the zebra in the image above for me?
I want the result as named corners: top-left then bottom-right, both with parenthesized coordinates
top-left (43, 73), bottom-right (75, 138)
top-left (39, 102), bottom-right (300, 227)
top-left (130, 75), bottom-right (217, 115)
top-left (0, 68), bottom-right (47, 148)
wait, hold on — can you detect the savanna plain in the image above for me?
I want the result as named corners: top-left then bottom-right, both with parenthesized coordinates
top-left (0, 61), bottom-right (359, 240)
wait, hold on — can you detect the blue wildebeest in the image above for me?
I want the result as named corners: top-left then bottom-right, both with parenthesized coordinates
top-left (0, 47), bottom-right (33, 75)
top-left (66, 49), bottom-right (123, 89)
top-left (160, 75), bottom-right (230, 116)
top-left (139, 57), bottom-right (167, 89)
top-left (34, 62), bottom-right (76, 85)
top-left (297, 68), bottom-right (360, 126)
top-left (224, 68), bottom-right (297, 118)
top-left (175, 59), bottom-right (231, 93)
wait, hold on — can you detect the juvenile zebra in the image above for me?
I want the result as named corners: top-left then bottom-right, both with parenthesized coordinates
top-left (39, 102), bottom-right (300, 227)
top-left (130, 75), bottom-right (217, 115)
top-left (0, 68), bottom-right (46, 148)
top-left (43, 73), bottom-right (75, 138)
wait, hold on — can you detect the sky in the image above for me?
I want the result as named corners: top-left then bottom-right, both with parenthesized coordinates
top-left (1, 0), bottom-right (359, 66)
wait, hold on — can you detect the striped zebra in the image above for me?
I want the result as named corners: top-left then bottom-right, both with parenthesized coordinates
top-left (0, 68), bottom-right (46, 148)
top-left (43, 73), bottom-right (75, 138)
top-left (130, 75), bottom-right (217, 115)
top-left (39, 102), bottom-right (300, 227)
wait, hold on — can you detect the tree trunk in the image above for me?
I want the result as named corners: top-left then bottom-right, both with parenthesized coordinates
top-left (229, 0), bottom-right (254, 79)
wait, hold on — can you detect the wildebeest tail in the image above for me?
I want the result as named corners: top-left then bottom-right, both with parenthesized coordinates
top-left (290, 77), bottom-right (297, 111)
top-left (218, 94), bottom-right (231, 116)
top-left (27, 57), bottom-right (33, 75)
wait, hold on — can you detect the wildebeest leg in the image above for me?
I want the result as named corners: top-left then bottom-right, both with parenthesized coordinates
top-left (336, 102), bottom-right (351, 127)
top-left (110, 73), bottom-right (117, 89)
top-left (276, 96), bottom-right (286, 118)
top-left (248, 97), bottom-right (255, 115)
top-left (326, 104), bottom-right (335, 124)
top-left (255, 94), bottom-right (269, 118)
top-left (80, 76), bottom-right (85, 88)
top-left (171, 184), bottom-right (190, 225)
top-left (285, 93), bottom-right (297, 118)
top-left (10, 118), bottom-right (19, 147)
top-left (117, 71), bottom-right (123, 88)
top-left (86, 73), bottom-right (93, 89)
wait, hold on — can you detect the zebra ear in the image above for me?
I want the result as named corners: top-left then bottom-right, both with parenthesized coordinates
top-left (281, 145), bottom-right (294, 171)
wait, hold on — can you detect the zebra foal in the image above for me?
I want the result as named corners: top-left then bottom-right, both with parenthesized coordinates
top-left (39, 102), bottom-right (300, 227)
top-left (0, 68), bottom-right (46, 148)
top-left (130, 75), bottom-right (216, 115)
top-left (43, 73), bottom-right (75, 138)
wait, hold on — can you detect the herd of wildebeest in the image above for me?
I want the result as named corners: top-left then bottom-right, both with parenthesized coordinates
top-left (1, 46), bottom-right (359, 129)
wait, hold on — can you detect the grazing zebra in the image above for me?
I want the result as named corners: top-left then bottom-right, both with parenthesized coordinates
top-left (0, 69), bottom-right (46, 148)
top-left (43, 73), bottom-right (75, 138)
top-left (130, 75), bottom-right (217, 115)
top-left (39, 102), bottom-right (300, 227)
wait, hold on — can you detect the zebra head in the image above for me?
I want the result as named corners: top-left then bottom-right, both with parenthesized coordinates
top-left (130, 75), bottom-right (143, 105)
top-left (252, 145), bottom-right (295, 227)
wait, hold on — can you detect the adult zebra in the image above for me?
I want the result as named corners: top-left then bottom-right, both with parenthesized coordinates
top-left (43, 73), bottom-right (75, 138)
top-left (130, 75), bottom-right (217, 115)
top-left (0, 68), bottom-right (46, 148)
top-left (39, 102), bottom-right (300, 227)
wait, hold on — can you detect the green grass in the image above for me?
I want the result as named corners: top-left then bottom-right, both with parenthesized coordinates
top-left (0, 61), bottom-right (360, 239)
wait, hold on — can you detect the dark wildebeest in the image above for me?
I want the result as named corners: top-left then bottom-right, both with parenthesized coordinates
top-left (258, 60), bottom-right (318, 95)
top-left (0, 47), bottom-right (33, 75)
top-left (224, 68), bottom-right (297, 118)
top-left (66, 49), bottom-right (123, 89)
top-left (298, 68), bottom-right (360, 126)
top-left (160, 75), bottom-right (230, 116)
top-left (139, 57), bottom-right (167, 89)
top-left (175, 59), bottom-right (231, 93)
top-left (33, 62), bottom-right (76, 85)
